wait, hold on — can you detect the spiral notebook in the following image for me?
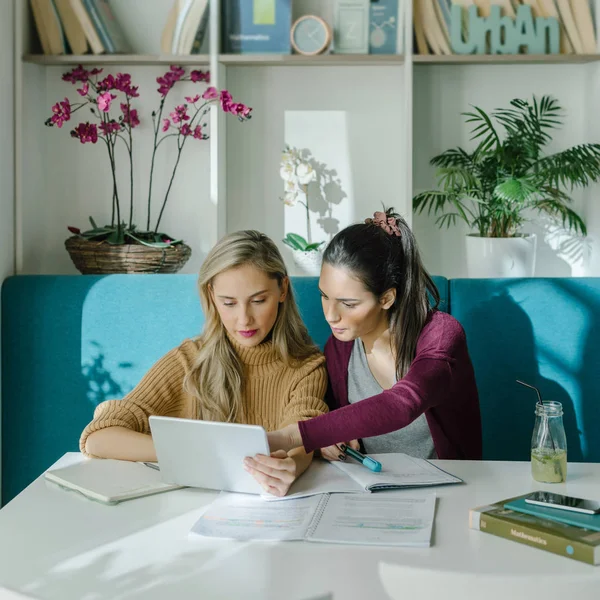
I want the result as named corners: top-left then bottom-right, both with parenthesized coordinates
top-left (190, 491), bottom-right (436, 546)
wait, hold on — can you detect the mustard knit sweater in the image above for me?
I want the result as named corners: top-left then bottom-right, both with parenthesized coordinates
top-left (80, 337), bottom-right (328, 454)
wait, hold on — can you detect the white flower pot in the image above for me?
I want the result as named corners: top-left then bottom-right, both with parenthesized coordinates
top-left (292, 249), bottom-right (323, 276)
top-left (465, 234), bottom-right (537, 278)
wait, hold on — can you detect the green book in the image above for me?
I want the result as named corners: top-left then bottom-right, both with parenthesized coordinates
top-left (469, 500), bottom-right (600, 566)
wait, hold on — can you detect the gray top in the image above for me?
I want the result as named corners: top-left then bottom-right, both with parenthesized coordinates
top-left (347, 338), bottom-right (437, 458)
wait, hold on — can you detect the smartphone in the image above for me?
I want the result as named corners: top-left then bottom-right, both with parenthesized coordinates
top-left (524, 491), bottom-right (600, 515)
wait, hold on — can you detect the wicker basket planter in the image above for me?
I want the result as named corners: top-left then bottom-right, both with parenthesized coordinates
top-left (65, 236), bottom-right (192, 274)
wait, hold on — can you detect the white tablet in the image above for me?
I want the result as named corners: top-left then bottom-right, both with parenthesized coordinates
top-left (148, 416), bottom-right (270, 494)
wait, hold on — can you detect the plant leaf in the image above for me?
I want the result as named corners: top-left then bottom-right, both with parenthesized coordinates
top-left (305, 242), bottom-right (324, 251)
top-left (127, 231), bottom-right (176, 248)
top-left (494, 178), bottom-right (538, 203)
top-left (106, 227), bottom-right (126, 245)
top-left (283, 233), bottom-right (308, 251)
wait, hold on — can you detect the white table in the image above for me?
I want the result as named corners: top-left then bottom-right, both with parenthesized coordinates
top-left (0, 454), bottom-right (599, 600)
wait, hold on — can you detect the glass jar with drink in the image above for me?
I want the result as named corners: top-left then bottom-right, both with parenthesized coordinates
top-left (530, 400), bottom-right (567, 483)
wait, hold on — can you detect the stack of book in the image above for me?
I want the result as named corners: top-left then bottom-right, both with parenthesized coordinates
top-left (30, 0), bottom-right (131, 55)
top-left (470, 493), bottom-right (600, 565)
top-left (414, 0), bottom-right (598, 55)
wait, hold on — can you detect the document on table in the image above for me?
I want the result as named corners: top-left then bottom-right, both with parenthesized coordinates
top-left (268, 453), bottom-right (461, 501)
top-left (191, 491), bottom-right (436, 546)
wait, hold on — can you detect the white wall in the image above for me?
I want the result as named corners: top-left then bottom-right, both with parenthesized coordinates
top-left (412, 64), bottom-right (599, 278)
top-left (20, 0), bottom-right (213, 274)
top-left (0, 0), bottom-right (15, 505)
top-left (226, 65), bottom-right (407, 273)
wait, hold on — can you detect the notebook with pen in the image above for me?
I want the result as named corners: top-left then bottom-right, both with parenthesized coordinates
top-left (44, 458), bottom-right (185, 505)
top-left (274, 453), bottom-right (462, 501)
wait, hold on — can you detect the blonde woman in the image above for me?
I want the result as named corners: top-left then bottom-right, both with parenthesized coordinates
top-left (80, 230), bottom-right (328, 496)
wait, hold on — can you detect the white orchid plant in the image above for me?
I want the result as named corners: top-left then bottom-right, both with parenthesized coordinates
top-left (279, 146), bottom-right (324, 253)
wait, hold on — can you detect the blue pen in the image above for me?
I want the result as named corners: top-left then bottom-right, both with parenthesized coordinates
top-left (343, 446), bottom-right (382, 472)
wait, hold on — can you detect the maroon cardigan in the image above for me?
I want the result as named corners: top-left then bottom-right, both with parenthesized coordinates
top-left (298, 311), bottom-right (483, 459)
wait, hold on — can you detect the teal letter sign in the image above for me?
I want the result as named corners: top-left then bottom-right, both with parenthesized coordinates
top-left (450, 4), bottom-right (559, 55)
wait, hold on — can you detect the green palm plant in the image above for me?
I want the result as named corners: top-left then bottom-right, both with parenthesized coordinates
top-left (413, 96), bottom-right (600, 238)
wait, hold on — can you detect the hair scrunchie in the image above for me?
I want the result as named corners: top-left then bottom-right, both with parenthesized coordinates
top-left (364, 211), bottom-right (401, 237)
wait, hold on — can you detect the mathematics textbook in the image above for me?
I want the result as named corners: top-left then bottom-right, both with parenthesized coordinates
top-left (222, 0), bottom-right (292, 53)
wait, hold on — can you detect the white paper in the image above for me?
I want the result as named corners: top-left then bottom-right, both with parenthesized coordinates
top-left (332, 453), bottom-right (462, 491)
top-left (191, 491), bottom-right (436, 547)
top-left (190, 492), bottom-right (323, 541)
top-left (263, 458), bottom-right (363, 501)
top-left (308, 494), bottom-right (436, 547)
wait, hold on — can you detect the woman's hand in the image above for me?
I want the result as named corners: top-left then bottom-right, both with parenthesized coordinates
top-left (244, 450), bottom-right (299, 497)
top-left (320, 440), bottom-right (360, 462)
top-left (266, 423), bottom-right (302, 453)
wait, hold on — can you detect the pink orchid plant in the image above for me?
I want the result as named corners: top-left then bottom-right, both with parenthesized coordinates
top-left (46, 65), bottom-right (251, 247)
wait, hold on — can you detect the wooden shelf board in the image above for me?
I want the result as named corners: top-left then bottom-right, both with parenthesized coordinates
top-left (22, 54), bottom-right (210, 66)
top-left (23, 53), bottom-right (600, 67)
top-left (414, 54), bottom-right (600, 65)
top-left (22, 53), bottom-right (404, 67)
top-left (218, 53), bottom-right (404, 66)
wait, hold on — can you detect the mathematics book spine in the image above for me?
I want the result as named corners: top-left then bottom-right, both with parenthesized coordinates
top-left (469, 505), bottom-right (600, 565)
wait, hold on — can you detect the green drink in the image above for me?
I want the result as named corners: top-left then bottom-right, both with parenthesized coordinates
top-left (531, 448), bottom-right (567, 483)
top-left (530, 400), bottom-right (567, 484)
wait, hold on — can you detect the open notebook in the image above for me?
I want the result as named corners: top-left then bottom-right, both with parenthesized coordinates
top-left (44, 459), bottom-right (184, 504)
top-left (270, 453), bottom-right (462, 501)
top-left (191, 491), bottom-right (436, 546)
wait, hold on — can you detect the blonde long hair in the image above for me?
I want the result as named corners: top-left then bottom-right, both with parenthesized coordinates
top-left (185, 230), bottom-right (319, 423)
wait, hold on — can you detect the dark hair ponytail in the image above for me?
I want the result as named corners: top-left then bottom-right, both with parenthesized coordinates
top-left (323, 207), bottom-right (439, 379)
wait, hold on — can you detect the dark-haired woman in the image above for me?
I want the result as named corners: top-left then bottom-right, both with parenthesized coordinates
top-left (265, 209), bottom-right (482, 462)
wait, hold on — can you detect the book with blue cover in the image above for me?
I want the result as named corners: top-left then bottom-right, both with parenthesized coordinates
top-left (369, 0), bottom-right (398, 54)
top-left (222, 0), bottom-right (292, 54)
top-left (504, 495), bottom-right (600, 532)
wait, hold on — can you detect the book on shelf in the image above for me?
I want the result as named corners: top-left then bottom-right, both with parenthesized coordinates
top-left (222, 0), bottom-right (292, 54)
top-left (169, 0), bottom-right (194, 54)
top-left (30, 0), bottom-right (68, 55)
top-left (55, 0), bottom-right (89, 54)
top-left (555, 0), bottom-right (584, 53)
top-left (69, 0), bottom-right (105, 54)
top-left (369, 0), bottom-right (400, 54)
top-left (470, 496), bottom-right (600, 565)
top-left (161, 0), bottom-right (179, 54)
top-left (81, 0), bottom-right (131, 53)
top-left (191, 491), bottom-right (436, 547)
top-left (570, 0), bottom-right (596, 53)
top-left (413, 0), bottom-right (430, 54)
top-left (175, 0), bottom-right (210, 54)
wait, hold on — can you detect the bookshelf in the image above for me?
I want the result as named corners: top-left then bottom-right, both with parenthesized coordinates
top-left (12, 0), bottom-right (600, 279)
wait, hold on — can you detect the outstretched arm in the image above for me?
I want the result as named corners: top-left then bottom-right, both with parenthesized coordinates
top-left (269, 356), bottom-right (453, 453)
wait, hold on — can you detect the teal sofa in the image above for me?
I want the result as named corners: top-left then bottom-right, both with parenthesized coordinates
top-left (1, 274), bottom-right (598, 505)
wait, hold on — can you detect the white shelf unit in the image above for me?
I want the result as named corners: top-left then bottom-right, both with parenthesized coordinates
top-left (13, 0), bottom-right (600, 277)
